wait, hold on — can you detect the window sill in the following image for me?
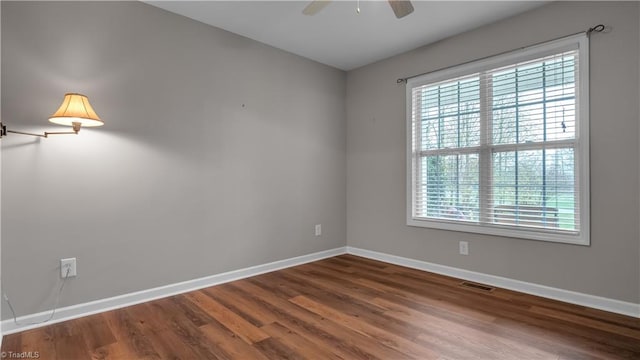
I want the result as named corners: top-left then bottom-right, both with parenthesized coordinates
top-left (407, 217), bottom-right (589, 246)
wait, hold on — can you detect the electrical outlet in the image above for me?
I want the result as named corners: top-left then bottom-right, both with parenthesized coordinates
top-left (459, 241), bottom-right (469, 256)
top-left (315, 224), bottom-right (322, 236)
top-left (60, 258), bottom-right (77, 278)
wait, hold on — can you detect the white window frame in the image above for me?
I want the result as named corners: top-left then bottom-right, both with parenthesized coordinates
top-left (406, 34), bottom-right (590, 245)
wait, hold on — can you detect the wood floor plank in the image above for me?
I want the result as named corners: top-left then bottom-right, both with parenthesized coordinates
top-left (184, 290), bottom-right (270, 344)
top-left (16, 327), bottom-right (56, 359)
top-left (2, 254), bottom-right (639, 359)
top-left (253, 337), bottom-right (304, 360)
top-left (124, 302), bottom-right (170, 335)
top-left (127, 303), bottom-right (204, 360)
top-left (355, 267), bottom-right (638, 359)
top-left (91, 342), bottom-right (138, 360)
top-left (198, 322), bottom-right (271, 360)
top-left (237, 278), bottom-right (408, 359)
top-left (75, 314), bottom-right (117, 351)
top-left (260, 322), bottom-right (341, 360)
top-left (54, 335), bottom-right (93, 360)
top-left (169, 294), bottom-right (219, 327)
top-left (204, 285), bottom-right (279, 326)
top-left (151, 297), bottom-right (232, 359)
top-left (102, 309), bottom-right (162, 359)
top-left (289, 294), bottom-right (440, 359)
top-left (141, 328), bottom-right (204, 360)
top-left (530, 305), bottom-right (640, 339)
top-left (373, 296), bottom-right (555, 360)
top-left (280, 267), bottom-right (478, 358)
top-left (276, 268), bottom-right (389, 315)
top-left (351, 275), bottom-right (498, 322)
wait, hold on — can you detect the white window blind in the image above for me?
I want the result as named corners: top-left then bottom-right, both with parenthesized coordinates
top-left (406, 34), bottom-right (590, 245)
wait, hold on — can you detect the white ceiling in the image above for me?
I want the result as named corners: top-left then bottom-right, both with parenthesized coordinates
top-left (146, 1), bottom-right (546, 71)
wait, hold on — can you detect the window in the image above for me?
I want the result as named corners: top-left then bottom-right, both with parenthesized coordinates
top-left (406, 34), bottom-right (589, 245)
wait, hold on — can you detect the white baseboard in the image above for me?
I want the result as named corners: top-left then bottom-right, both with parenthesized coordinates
top-left (347, 246), bottom-right (640, 318)
top-left (1, 247), bottom-right (347, 335)
top-left (3, 245), bottom-right (637, 335)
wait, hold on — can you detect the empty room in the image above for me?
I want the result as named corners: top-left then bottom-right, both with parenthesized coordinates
top-left (0, 0), bottom-right (639, 359)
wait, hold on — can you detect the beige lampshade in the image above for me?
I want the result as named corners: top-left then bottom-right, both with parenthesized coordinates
top-left (49, 93), bottom-right (103, 127)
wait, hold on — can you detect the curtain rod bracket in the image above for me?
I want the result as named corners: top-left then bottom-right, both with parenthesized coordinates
top-left (587, 24), bottom-right (605, 36)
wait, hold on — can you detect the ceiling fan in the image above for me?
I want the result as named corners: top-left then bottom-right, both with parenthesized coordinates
top-left (303, 0), bottom-right (414, 19)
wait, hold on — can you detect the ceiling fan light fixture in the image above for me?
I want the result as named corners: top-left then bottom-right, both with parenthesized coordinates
top-left (302, 0), bottom-right (414, 19)
top-left (302, 0), bottom-right (331, 16)
top-left (388, 0), bottom-right (414, 19)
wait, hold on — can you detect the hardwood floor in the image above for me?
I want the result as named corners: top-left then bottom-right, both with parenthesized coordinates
top-left (2, 254), bottom-right (639, 359)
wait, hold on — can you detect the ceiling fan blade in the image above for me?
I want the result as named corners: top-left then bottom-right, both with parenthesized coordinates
top-left (302, 0), bottom-right (332, 16)
top-left (388, 0), bottom-right (414, 19)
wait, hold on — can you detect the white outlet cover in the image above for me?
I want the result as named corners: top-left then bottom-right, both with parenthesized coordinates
top-left (60, 258), bottom-right (77, 278)
top-left (315, 224), bottom-right (322, 236)
top-left (459, 241), bottom-right (469, 255)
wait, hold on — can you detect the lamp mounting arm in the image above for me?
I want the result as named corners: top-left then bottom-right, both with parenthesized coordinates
top-left (0, 121), bottom-right (81, 139)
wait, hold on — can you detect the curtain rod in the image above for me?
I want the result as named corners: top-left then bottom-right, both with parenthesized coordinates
top-left (396, 24), bottom-right (606, 84)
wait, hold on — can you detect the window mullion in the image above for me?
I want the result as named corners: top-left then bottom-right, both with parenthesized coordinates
top-left (457, 82), bottom-right (461, 208)
top-left (514, 70), bottom-right (520, 222)
top-left (479, 71), bottom-right (492, 224)
top-left (414, 89), bottom-right (423, 218)
top-left (542, 60), bottom-right (548, 222)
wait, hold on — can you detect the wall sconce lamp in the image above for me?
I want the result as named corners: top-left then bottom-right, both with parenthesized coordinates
top-left (0, 93), bottom-right (103, 139)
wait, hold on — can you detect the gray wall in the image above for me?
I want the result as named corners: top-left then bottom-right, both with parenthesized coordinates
top-left (1, 1), bottom-right (346, 318)
top-left (346, 1), bottom-right (640, 303)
